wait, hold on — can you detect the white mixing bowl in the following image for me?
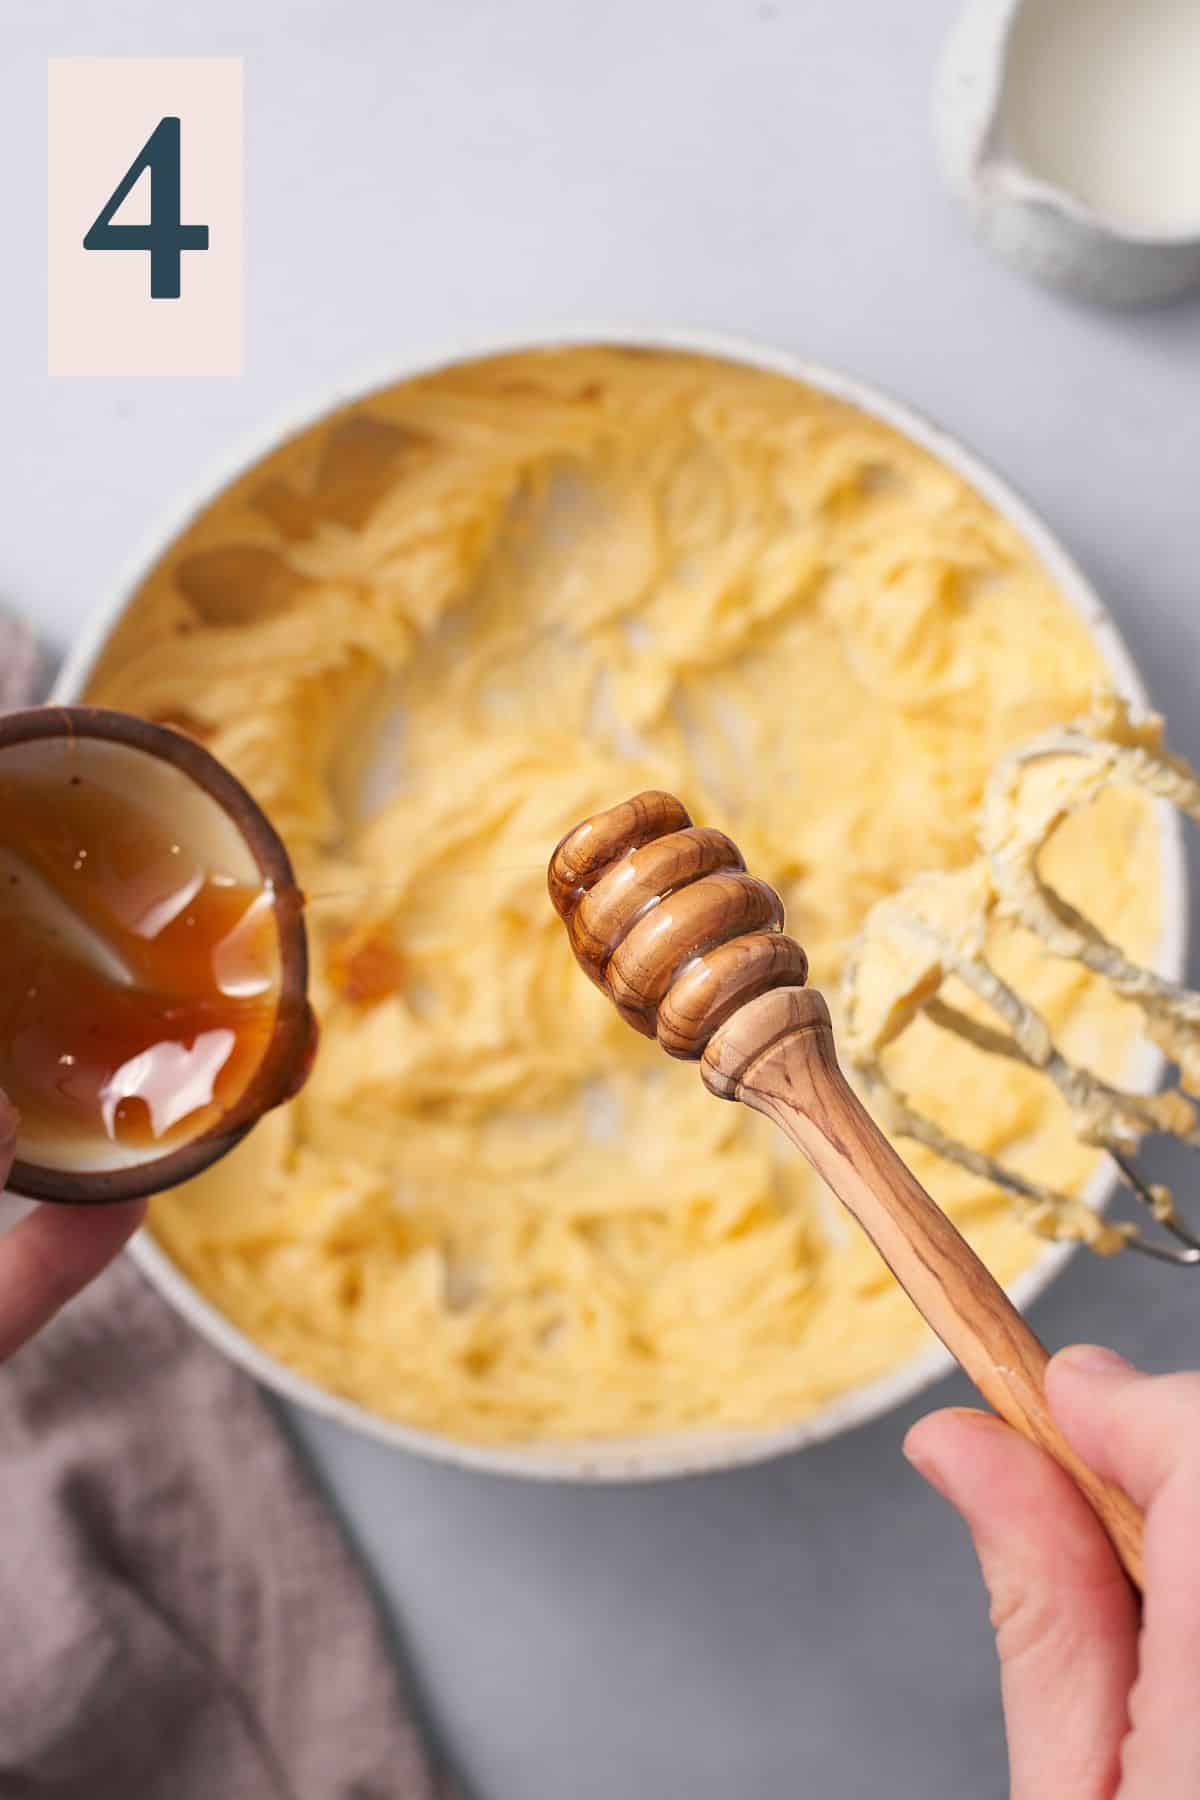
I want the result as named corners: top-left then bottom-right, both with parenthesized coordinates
top-left (54, 325), bottom-right (1189, 1480)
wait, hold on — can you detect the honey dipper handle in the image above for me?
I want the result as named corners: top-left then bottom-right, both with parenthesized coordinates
top-left (703, 986), bottom-right (1145, 1591)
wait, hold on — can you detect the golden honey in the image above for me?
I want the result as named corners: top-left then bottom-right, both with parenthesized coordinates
top-left (0, 745), bottom-right (278, 1158)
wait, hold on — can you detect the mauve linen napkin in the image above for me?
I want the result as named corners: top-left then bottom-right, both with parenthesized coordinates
top-left (0, 613), bottom-right (448, 1800)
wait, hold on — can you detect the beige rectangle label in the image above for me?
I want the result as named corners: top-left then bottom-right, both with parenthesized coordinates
top-left (48, 58), bottom-right (243, 377)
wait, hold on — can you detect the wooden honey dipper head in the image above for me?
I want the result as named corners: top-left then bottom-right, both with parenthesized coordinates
top-left (547, 791), bottom-right (810, 1067)
top-left (548, 789), bottom-right (1146, 1591)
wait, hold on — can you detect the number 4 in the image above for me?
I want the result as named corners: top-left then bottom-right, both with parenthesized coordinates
top-left (83, 116), bottom-right (209, 300)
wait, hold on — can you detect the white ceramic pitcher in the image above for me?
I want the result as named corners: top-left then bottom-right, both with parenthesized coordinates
top-left (934, 0), bottom-right (1200, 307)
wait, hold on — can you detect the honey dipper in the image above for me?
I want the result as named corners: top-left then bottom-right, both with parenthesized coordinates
top-left (548, 791), bottom-right (1145, 1590)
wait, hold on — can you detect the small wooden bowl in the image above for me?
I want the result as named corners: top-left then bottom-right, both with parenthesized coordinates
top-left (0, 706), bottom-right (314, 1204)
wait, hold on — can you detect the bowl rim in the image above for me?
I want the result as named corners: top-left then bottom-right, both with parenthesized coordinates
top-left (54, 321), bottom-right (1190, 1481)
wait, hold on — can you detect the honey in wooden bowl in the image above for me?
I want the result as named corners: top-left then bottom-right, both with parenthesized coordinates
top-left (0, 707), bottom-right (312, 1203)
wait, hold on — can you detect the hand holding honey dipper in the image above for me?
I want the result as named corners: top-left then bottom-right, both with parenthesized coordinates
top-left (551, 783), bottom-right (1200, 1793)
top-left (908, 1358), bottom-right (1200, 1798)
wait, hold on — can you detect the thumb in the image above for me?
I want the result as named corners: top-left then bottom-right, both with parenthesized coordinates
top-left (905, 1407), bottom-right (1138, 1800)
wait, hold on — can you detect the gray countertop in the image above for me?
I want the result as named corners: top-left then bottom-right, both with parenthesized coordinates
top-left (8, 2), bottom-right (1200, 1794)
